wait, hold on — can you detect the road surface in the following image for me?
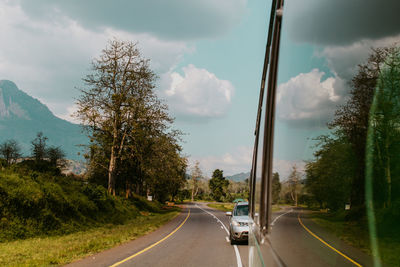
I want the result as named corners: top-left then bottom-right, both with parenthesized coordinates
top-left (66, 204), bottom-right (373, 267)
top-left (270, 207), bottom-right (374, 267)
top-left (67, 203), bottom-right (248, 267)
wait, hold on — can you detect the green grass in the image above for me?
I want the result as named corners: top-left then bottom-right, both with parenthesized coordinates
top-left (0, 211), bottom-right (179, 267)
top-left (0, 167), bottom-right (181, 266)
top-left (207, 203), bottom-right (235, 212)
top-left (311, 213), bottom-right (370, 252)
top-left (272, 205), bottom-right (282, 212)
top-left (310, 212), bottom-right (400, 266)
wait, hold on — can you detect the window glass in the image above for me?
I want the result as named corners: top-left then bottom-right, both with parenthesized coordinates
top-left (234, 205), bottom-right (249, 216)
top-left (266, 0), bottom-right (400, 266)
top-left (253, 87), bottom-right (267, 225)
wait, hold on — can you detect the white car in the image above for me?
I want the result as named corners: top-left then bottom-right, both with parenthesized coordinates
top-left (226, 202), bottom-right (249, 245)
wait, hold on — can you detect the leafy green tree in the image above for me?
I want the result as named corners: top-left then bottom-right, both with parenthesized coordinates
top-left (77, 39), bottom-right (186, 201)
top-left (368, 47), bottom-right (400, 208)
top-left (77, 39), bottom-right (163, 195)
top-left (209, 169), bottom-right (229, 202)
top-left (330, 46), bottom-right (399, 208)
top-left (0, 139), bottom-right (21, 166)
top-left (305, 136), bottom-right (354, 210)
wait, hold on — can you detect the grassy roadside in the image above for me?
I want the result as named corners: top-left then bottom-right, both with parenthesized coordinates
top-left (310, 212), bottom-right (400, 266)
top-left (0, 210), bottom-right (179, 267)
top-left (271, 205), bottom-right (281, 212)
top-left (207, 203), bottom-right (282, 213)
top-left (207, 203), bottom-right (235, 212)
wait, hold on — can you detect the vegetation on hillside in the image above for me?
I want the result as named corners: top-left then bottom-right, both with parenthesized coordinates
top-left (0, 39), bottom-right (185, 247)
top-left (0, 143), bottom-right (169, 243)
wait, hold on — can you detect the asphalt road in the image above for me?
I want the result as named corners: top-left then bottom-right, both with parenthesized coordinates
top-left (269, 207), bottom-right (374, 267)
top-left (66, 205), bottom-right (374, 267)
top-left (66, 203), bottom-right (248, 267)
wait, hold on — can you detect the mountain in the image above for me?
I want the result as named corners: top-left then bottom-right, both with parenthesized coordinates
top-left (226, 172), bottom-right (250, 182)
top-left (0, 80), bottom-right (88, 160)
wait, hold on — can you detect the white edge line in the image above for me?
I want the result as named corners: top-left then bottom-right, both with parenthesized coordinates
top-left (195, 204), bottom-right (243, 267)
top-left (271, 208), bottom-right (292, 226)
top-left (233, 245), bottom-right (243, 267)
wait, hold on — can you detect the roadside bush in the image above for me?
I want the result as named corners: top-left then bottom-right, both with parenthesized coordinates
top-left (0, 170), bottom-right (146, 242)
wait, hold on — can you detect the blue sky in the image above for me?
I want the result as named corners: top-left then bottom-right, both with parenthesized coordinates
top-left (1, 0), bottom-right (399, 177)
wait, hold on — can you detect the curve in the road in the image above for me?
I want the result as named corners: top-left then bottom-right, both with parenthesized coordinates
top-left (297, 213), bottom-right (362, 267)
top-left (109, 208), bottom-right (191, 267)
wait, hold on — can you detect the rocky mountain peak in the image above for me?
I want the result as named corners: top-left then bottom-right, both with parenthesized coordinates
top-left (0, 80), bottom-right (87, 160)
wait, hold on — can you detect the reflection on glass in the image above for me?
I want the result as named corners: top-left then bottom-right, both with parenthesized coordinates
top-left (249, 0), bottom-right (400, 266)
top-left (254, 86), bottom-right (267, 226)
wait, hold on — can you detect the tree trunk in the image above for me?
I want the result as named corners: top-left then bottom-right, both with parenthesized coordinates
top-left (191, 178), bottom-right (197, 201)
top-left (108, 117), bottom-right (119, 196)
top-left (126, 180), bottom-right (132, 199)
top-left (385, 140), bottom-right (391, 208)
top-left (108, 147), bottom-right (117, 195)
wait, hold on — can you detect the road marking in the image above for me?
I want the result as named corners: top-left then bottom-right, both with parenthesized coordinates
top-left (271, 209), bottom-right (292, 226)
top-left (109, 208), bottom-right (191, 267)
top-left (297, 213), bottom-right (362, 267)
top-left (196, 204), bottom-right (243, 267)
top-left (226, 236), bottom-right (230, 242)
top-left (233, 244), bottom-right (242, 267)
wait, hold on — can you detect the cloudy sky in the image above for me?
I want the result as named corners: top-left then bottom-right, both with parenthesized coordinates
top-left (1, 0), bottom-right (399, 178)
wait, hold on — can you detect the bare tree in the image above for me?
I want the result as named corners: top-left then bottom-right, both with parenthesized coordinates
top-left (76, 39), bottom-right (159, 195)
top-left (0, 139), bottom-right (21, 166)
top-left (288, 165), bottom-right (302, 206)
top-left (190, 161), bottom-right (202, 201)
top-left (31, 132), bottom-right (48, 162)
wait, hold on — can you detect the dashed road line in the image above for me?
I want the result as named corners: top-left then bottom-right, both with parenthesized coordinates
top-left (195, 204), bottom-right (243, 267)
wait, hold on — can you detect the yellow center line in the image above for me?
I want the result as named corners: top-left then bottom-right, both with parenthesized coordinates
top-left (297, 213), bottom-right (362, 267)
top-left (109, 208), bottom-right (191, 267)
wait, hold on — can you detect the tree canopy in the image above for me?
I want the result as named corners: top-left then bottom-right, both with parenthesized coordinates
top-left (76, 39), bottom-right (187, 201)
top-left (209, 169), bottom-right (229, 202)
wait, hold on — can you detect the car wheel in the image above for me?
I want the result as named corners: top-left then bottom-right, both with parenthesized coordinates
top-left (230, 233), bottom-right (236, 245)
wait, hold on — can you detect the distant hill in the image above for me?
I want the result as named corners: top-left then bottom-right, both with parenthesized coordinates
top-left (226, 172), bottom-right (250, 182)
top-left (0, 80), bottom-right (88, 160)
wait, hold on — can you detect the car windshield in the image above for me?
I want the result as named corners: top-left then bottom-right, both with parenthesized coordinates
top-left (234, 205), bottom-right (249, 216)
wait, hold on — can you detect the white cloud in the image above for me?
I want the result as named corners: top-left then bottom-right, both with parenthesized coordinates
top-left (273, 159), bottom-right (305, 181)
top-left (277, 69), bottom-right (344, 127)
top-left (161, 64), bottom-right (234, 118)
top-left (278, 35), bottom-right (400, 128)
top-left (279, 0), bottom-right (400, 129)
top-left (319, 34), bottom-right (400, 82)
top-left (191, 146), bottom-right (252, 177)
top-left (57, 104), bottom-right (80, 124)
top-left (0, 2), bottom-right (190, 122)
top-left (17, 0), bottom-right (248, 41)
